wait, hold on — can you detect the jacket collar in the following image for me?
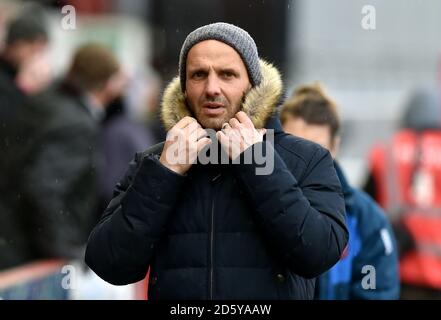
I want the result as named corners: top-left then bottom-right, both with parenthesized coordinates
top-left (265, 114), bottom-right (284, 134)
top-left (160, 59), bottom-right (283, 131)
top-left (58, 80), bottom-right (103, 119)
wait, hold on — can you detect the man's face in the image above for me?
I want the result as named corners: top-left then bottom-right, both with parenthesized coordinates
top-left (283, 116), bottom-right (338, 158)
top-left (185, 40), bottom-right (251, 130)
top-left (6, 39), bottom-right (48, 67)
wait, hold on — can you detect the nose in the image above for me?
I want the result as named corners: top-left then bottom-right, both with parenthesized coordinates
top-left (205, 73), bottom-right (221, 97)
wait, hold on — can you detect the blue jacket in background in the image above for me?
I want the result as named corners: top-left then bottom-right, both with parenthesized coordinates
top-left (316, 162), bottom-right (400, 300)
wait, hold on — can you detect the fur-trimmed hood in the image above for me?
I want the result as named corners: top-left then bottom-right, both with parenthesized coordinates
top-left (160, 59), bottom-right (283, 130)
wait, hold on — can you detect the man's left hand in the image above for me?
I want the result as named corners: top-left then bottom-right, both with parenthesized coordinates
top-left (216, 111), bottom-right (266, 160)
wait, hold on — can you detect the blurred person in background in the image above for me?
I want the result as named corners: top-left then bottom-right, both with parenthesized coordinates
top-left (15, 43), bottom-right (124, 262)
top-left (141, 69), bottom-right (167, 144)
top-left (124, 67), bottom-right (166, 144)
top-left (98, 92), bottom-right (156, 217)
top-left (281, 83), bottom-right (400, 299)
top-left (0, 5), bottom-right (49, 270)
top-left (86, 23), bottom-right (348, 300)
top-left (365, 89), bottom-right (441, 299)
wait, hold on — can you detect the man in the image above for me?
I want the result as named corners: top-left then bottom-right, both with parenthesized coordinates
top-left (17, 43), bottom-right (124, 261)
top-left (86, 23), bottom-right (348, 300)
top-left (281, 83), bottom-right (399, 299)
top-left (0, 7), bottom-right (49, 270)
top-left (99, 95), bottom-right (155, 216)
top-left (365, 89), bottom-right (441, 299)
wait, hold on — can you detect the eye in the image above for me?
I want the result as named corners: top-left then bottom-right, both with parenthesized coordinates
top-left (221, 71), bottom-right (235, 79)
top-left (192, 71), bottom-right (206, 79)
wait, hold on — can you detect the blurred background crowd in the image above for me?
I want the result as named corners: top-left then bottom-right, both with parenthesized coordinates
top-left (1, 0), bottom-right (441, 299)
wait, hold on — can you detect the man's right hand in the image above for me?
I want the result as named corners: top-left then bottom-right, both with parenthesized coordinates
top-left (159, 116), bottom-right (211, 175)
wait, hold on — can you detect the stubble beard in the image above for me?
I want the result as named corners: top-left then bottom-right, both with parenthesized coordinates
top-left (186, 93), bottom-right (247, 130)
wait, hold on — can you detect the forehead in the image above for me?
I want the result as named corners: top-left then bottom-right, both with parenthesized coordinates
top-left (186, 40), bottom-right (246, 70)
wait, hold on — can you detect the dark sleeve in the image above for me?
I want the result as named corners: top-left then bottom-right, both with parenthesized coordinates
top-left (85, 152), bottom-right (186, 285)
top-left (233, 141), bottom-right (348, 278)
top-left (22, 125), bottom-right (98, 259)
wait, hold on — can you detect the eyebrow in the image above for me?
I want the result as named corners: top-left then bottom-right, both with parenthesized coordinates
top-left (187, 66), bottom-right (207, 73)
top-left (187, 66), bottom-right (241, 76)
top-left (219, 68), bottom-right (239, 74)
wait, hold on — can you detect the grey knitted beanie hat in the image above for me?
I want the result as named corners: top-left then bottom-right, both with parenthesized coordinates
top-left (178, 22), bottom-right (262, 92)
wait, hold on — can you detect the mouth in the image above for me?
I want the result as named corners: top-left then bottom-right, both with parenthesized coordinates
top-left (203, 102), bottom-right (225, 108)
top-left (202, 102), bottom-right (225, 116)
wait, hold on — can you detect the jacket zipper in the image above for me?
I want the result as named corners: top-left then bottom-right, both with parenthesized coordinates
top-left (209, 173), bottom-right (221, 299)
